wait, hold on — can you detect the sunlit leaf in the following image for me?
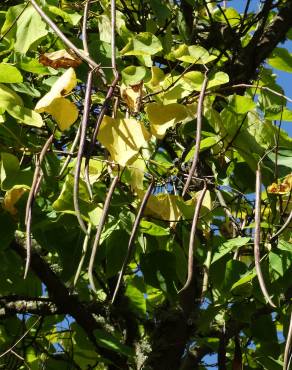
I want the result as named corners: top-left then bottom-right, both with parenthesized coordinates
top-left (176, 45), bottom-right (216, 64)
top-left (268, 47), bottom-right (292, 73)
top-left (35, 68), bottom-right (78, 130)
top-left (3, 185), bottom-right (29, 216)
top-left (120, 81), bottom-right (144, 112)
top-left (145, 103), bottom-right (188, 138)
top-left (3, 5), bottom-right (48, 53)
top-left (0, 64), bottom-right (22, 83)
top-left (47, 5), bottom-right (82, 26)
top-left (97, 115), bottom-right (151, 166)
top-left (138, 191), bottom-right (182, 221)
top-left (212, 237), bottom-right (251, 264)
top-left (121, 65), bottom-right (147, 85)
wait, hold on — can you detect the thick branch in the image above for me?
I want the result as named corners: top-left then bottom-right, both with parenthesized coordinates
top-left (229, 1), bottom-right (292, 84)
top-left (10, 240), bottom-right (127, 367)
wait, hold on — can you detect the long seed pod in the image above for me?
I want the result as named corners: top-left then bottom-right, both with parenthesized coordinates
top-left (88, 175), bottom-right (119, 292)
top-left (24, 134), bottom-right (54, 278)
top-left (284, 311), bottom-right (292, 370)
top-left (111, 181), bottom-right (154, 304)
top-left (179, 181), bottom-right (207, 293)
top-left (84, 0), bottom-right (120, 198)
top-left (182, 74), bottom-right (208, 197)
top-left (74, 223), bottom-right (92, 287)
top-left (73, 70), bottom-right (93, 234)
top-left (254, 165), bottom-right (276, 308)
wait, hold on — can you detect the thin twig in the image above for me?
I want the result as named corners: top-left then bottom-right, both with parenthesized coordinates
top-left (73, 70), bottom-right (93, 234)
top-left (0, 317), bottom-right (40, 359)
top-left (284, 311), bottom-right (292, 370)
top-left (225, 84), bottom-right (292, 104)
top-left (182, 73), bottom-right (208, 197)
top-left (24, 135), bottom-right (53, 279)
top-left (30, 0), bottom-right (106, 83)
top-left (73, 223), bottom-right (92, 287)
top-left (270, 209), bottom-right (292, 243)
top-left (254, 165), bottom-right (276, 308)
top-left (111, 181), bottom-right (154, 303)
top-left (179, 180), bottom-right (207, 294)
top-left (88, 175), bottom-right (119, 292)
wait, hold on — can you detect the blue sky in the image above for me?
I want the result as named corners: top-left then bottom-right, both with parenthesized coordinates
top-left (232, 0), bottom-right (292, 137)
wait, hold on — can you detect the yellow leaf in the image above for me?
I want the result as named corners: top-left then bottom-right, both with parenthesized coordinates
top-left (145, 66), bottom-right (165, 88)
top-left (267, 173), bottom-right (292, 194)
top-left (97, 116), bottom-right (151, 166)
top-left (3, 186), bottom-right (29, 216)
top-left (44, 97), bottom-right (78, 131)
top-left (137, 191), bottom-right (182, 221)
top-left (35, 68), bottom-right (78, 130)
top-left (125, 156), bottom-right (146, 190)
top-left (145, 103), bottom-right (188, 138)
top-left (120, 82), bottom-right (144, 113)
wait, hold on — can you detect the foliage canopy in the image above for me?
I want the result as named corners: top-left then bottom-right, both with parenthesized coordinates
top-left (0, 0), bottom-right (292, 369)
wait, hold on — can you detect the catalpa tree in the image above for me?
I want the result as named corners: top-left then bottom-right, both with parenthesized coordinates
top-left (0, 0), bottom-right (292, 369)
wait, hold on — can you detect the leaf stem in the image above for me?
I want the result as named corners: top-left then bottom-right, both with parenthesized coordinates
top-left (74, 70), bottom-right (93, 234)
top-left (182, 73), bottom-right (208, 197)
top-left (25, 134), bottom-right (53, 279)
top-left (179, 180), bottom-right (207, 294)
top-left (88, 175), bottom-right (119, 292)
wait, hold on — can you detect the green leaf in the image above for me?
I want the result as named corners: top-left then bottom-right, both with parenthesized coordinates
top-left (94, 329), bottom-right (134, 357)
top-left (212, 237), bottom-right (250, 263)
top-left (140, 220), bottom-right (170, 236)
top-left (106, 229), bottom-right (128, 277)
top-left (6, 105), bottom-right (44, 127)
top-left (125, 276), bottom-right (146, 316)
top-left (277, 240), bottom-right (292, 252)
top-left (222, 260), bottom-right (247, 291)
top-left (52, 174), bottom-right (98, 221)
top-left (176, 45), bottom-right (216, 64)
top-left (265, 107), bottom-right (292, 121)
top-left (145, 102), bottom-right (188, 138)
top-left (16, 55), bottom-right (52, 75)
top-left (230, 272), bottom-right (257, 291)
top-left (0, 64), bottom-right (22, 83)
top-left (0, 83), bottom-right (23, 108)
top-left (208, 71), bottom-right (229, 88)
top-left (11, 82), bottom-right (41, 97)
top-left (5, 5), bottom-right (48, 54)
top-left (268, 47), bottom-right (292, 73)
top-left (47, 5), bottom-right (82, 26)
top-left (0, 152), bottom-right (33, 190)
top-left (121, 65), bottom-right (147, 85)
top-left (148, 0), bottom-right (171, 26)
top-left (269, 250), bottom-right (291, 277)
top-left (0, 211), bottom-right (16, 250)
top-left (97, 13), bottom-right (112, 43)
top-left (120, 32), bottom-right (162, 66)
top-left (227, 94), bottom-right (256, 114)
